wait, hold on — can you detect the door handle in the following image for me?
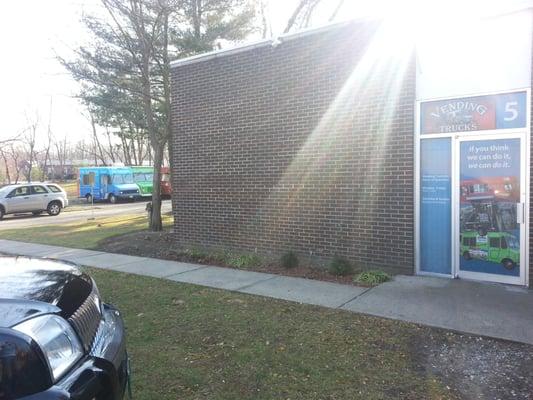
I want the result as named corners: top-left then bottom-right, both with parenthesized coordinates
top-left (516, 203), bottom-right (525, 224)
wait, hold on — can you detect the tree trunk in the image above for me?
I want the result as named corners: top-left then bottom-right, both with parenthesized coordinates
top-left (193, 0), bottom-right (202, 39)
top-left (130, 137), bottom-right (138, 165)
top-left (90, 115), bottom-right (107, 165)
top-left (329, 0), bottom-right (345, 21)
top-left (162, 8), bottom-right (172, 170)
top-left (150, 144), bottom-right (164, 231)
top-left (136, 0), bottom-right (163, 231)
top-left (105, 127), bottom-right (116, 163)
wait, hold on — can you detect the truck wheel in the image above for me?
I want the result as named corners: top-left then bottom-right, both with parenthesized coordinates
top-left (109, 194), bottom-right (117, 204)
top-left (463, 251), bottom-right (471, 260)
top-left (502, 259), bottom-right (515, 270)
top-left (47, 201), bottom-right (62, 216)
top-left (86, 194), bottom-right (93, 203)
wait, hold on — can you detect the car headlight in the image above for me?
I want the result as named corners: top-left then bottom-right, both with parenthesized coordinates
top-left (13, 315), bottom-right (83, 382)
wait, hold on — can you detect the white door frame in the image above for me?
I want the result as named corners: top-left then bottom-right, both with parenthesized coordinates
top-left (454, 133), bottom-right (527, 286)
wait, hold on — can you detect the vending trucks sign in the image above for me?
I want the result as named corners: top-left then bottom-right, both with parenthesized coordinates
top-left (420, 91), bottom-right (527, 134)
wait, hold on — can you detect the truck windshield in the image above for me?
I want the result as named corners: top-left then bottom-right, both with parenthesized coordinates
top-left (134, 173), bottom-right (153, 182)
top-left (112, 174), bottom-right (134, 184)
top-left (506, 235), bottom-right (519, 250)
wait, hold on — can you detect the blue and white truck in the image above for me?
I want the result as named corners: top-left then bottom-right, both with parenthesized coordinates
top-left (78, 166), bottom-right (141, 203)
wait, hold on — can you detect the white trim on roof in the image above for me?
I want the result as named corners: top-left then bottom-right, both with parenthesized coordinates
top-left (170, 3), bottom-right (533, 69)
top-left (170, 19), bottom-right (360, 69)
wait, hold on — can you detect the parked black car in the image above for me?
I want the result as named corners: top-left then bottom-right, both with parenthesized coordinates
top-left (0, 256), bottom-right (129, 399)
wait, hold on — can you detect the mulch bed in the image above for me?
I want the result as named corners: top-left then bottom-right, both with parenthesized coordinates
top-left (97, 229), bottom-right (363, 286)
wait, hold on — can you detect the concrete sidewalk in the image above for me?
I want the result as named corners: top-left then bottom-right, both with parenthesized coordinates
top-left (1, 239), bottom-right (532, 345)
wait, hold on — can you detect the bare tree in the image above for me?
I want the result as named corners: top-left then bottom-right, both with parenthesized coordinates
top-left (104, 127), bottom-right (117, 164)
top-left (284, 0), bottom-right (324, 33)
top-left (89, 113), bottom-right (109, 165)
top-left (329, 0), bottom-right (345, 21)
top-left (0, 148), bottom-right (11, 184)
top-left (259, 0), bottom-right (271, 38)
top-left (53, 136), bottom-right (69, 180)
top-left (40, 99), bottom-right (54, 181)
top-left (283, 0), bottom-right (347, 33)
top-left (23, 113), bottom-right (40, 183)
top-left (0, 135), bottom-right (21, 183)
top-left (7, 143), bottom-right (23, 184)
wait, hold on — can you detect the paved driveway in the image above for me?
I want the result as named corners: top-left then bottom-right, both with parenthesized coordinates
top-left (0, 200), bottom-right (172, 228)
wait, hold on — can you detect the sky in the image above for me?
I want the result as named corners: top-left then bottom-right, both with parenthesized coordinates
top-left (0, 0), bottom-right (317, 146)
top-left (0, 0), bottom-right (531, 146)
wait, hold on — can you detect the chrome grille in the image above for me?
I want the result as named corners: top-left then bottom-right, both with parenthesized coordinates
top-left (68, 288), bottom-right (102, 351)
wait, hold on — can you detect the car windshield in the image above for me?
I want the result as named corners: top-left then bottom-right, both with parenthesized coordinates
top-left (134, 173), bottom-right (153, 182)
top-left (112, 174), bottom-right (134, 184)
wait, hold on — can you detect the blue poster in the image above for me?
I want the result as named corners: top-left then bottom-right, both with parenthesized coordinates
top-left (420, 138), bottom-right (451, 274)
top-left (459, 139), bottom-right (521, 276)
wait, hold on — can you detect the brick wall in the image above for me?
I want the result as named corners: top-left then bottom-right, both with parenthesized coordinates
top-left (170, 21), bottom-right (417, 274)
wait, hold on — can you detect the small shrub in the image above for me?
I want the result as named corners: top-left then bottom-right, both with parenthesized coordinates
top-left (328, 256), bottom-right (353, 276)
top-left (182, 248), bottom-right (209, 261)
top-left (280, 251), bottom-right (299, 269)
top-left (226, 253), bottom-right (262, 269)
top-left (355, 270), bottom-right (391, 286)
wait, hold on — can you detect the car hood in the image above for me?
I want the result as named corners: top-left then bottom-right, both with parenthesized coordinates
top-left (136, 182), bottom-right (153, 193)
top-left (0, 256), bottom-right (93, 328)
top-left (115, 183), bottom-right (139, 191)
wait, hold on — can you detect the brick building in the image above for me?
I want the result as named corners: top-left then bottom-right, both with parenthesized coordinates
top-left (171, 9), bottom-right (533, 287)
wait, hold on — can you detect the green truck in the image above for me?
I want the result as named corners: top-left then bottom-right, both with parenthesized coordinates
top-left (132, 166), bottom-right (154, 197)
top-left (461, 231), bottom-right (519, 270)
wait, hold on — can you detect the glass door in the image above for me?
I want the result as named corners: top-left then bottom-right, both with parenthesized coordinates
top-left (456, 134), bottom-right (526, 285)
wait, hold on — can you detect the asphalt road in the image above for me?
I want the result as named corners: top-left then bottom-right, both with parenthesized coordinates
top-left (0, 199), bottom-right (172, 229)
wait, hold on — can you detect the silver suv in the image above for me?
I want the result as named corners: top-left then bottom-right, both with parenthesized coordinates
top-left (0, 183), bottom-right (69, 219)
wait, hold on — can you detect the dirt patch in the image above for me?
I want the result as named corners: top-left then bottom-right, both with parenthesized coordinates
top-left (97, 229), bottom-right (363, 286)
top-left (410, 331), bottom-right (533, 399)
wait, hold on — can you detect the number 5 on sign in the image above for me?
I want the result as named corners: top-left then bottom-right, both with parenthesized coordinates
top-left (496, 92), bottom-right (527, 129)
top-left (504, 101), bottom-right (518, 121)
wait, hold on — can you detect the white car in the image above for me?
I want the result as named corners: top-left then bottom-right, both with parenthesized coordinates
top-left (0, 183), bottom-right (69, 219)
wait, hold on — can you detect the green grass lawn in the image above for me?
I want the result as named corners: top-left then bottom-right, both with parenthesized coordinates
top-left (90, 268), bottom-right (457, 400)
top-left (0, 214), bottom-right (172, 249)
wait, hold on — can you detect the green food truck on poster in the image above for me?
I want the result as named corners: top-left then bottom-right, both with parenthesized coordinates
top-left (460, 231), bottom-right (519, 270)
top-left (132, 166), bottom-right (154, 197)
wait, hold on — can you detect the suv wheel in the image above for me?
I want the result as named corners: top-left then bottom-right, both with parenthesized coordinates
top-left (47, 201), bottom-right (62, 216)
top-left (109, 194), bottom-right (117, 204)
